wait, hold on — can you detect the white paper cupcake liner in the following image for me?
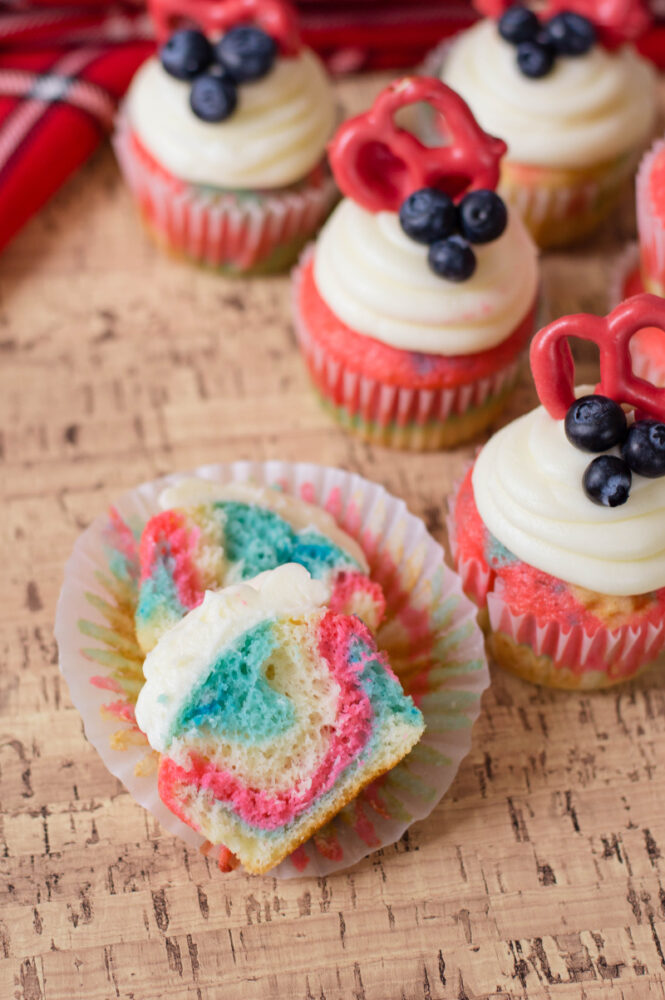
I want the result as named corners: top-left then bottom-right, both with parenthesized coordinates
top-left (487, 583), bottom-right (665, 686)
top-left (55, 461), bottom-right (489, 878)
top-left (113, 111), bottom-right (338, 273)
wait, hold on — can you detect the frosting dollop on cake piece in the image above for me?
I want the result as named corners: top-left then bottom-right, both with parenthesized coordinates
top-left (443, 20), bottom-right (656, 169)
top-left (472, 391), bottom-right (665, 594)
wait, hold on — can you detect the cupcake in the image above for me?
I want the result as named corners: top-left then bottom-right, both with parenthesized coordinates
top-left (135, 479), bottom-right (385, 652)
top-left (449, 293), bottom-right (665, 689)
top-left (135, 564), bottom-right (425, 875)
top-left (115, 0), bottom-right (337, 274)
top-left (438, 0), bottom-right (657, 248)
top-left (293, 76), bottom-right (539, 451)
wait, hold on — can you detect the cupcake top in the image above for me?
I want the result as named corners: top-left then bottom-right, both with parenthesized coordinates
top-left (314, 76), bottom-right (538, 357)
top-left (472, 294), bottom-right (665, 595)
top-left (443, 2), bottom-right (656, 170)
top-left (125, 0), bottom-right (335, 189)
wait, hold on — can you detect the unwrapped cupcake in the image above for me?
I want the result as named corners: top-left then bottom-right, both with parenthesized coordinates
top-left (135, 563), bottom-right (425, 874)
top-left (437, 0), bottom-right (657, 248)
top-left (293, 76), bottom-right (539, 450)
top-left (449, 293), bottom-right (665, 689)
top-left (115, 0), bottom-right (337, 274)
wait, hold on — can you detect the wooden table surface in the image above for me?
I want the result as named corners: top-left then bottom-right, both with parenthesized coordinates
top-left (2, 72), bottom-right (665, 1000)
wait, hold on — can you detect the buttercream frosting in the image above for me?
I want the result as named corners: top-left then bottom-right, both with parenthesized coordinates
top-left (313, 197), bottom-right (538, 355)
top-left (125, 48), bottom-right (335, 189)
top-left (135, 564), bottom-right (329, 752)
top-left (472, 390), bottom-right (665, 595)
top-left (442, 20), bottom-right (657, 170)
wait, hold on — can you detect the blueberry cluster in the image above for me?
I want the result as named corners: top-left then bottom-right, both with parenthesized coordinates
top-left (398, 187), bottom-right (507, 282)
top-left (498, 5), bottom-right (596, 79)
top-left (160, 25), bottom-right (277, 123)
top-left (564, 394), bottom-right (665, 507)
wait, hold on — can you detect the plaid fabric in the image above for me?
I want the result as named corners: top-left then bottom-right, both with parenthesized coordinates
top-left (0, 0), bottom-right (663, 254)
top-left (0, 1), bottom-right (153, 252)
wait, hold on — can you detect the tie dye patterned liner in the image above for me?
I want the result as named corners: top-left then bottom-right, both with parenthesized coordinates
top-left (55, 462), bottom-right (489, 878)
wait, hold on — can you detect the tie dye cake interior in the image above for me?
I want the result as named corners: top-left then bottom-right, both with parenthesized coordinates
top-left (135, 480), bottom-right (385, 653)
top-left (135, 564), bottom-right (424, 874)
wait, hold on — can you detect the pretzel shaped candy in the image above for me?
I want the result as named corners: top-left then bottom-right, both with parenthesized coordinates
top-left (530, 294), bottom-right (665, 421)
top-left (149, 0), bottom-right (301, 53)
top-left (474, 0), bottom-right (651, 46)
top-left (328, 77), bottom-right (507, 214)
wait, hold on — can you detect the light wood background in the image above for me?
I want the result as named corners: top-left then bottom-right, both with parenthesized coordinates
top-left (2, 72), bottom-right (665, 1000)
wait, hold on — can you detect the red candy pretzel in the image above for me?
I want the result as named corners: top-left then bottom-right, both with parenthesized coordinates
top-left (474, 0), bottom-right (651, 47)
top-left (530, 294), bottom-right (665, 421)
top-left (328, 77), bottom-right (507, 214)
top-left (149, 0), bottom-right (301, 54)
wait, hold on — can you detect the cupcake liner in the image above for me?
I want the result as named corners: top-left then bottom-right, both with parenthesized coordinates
top-left (113, 111), bottom-right (338, 275)
top-left (636, 139), bottom-right (665, 296)
top-left (55, 461), bottom-right (489, 878)
top-left (486, 583), bottom-right (665, 686)
top-left (292, 251), bottom-right (524, 451)
top-left (499, 153), bottom-right (637, 250)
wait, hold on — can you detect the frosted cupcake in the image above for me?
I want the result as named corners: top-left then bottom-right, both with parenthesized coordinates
top-left (450, 293), bottom-right (665, 689)
top-left (438, 0), bottom-right (657, 248)
top-left (135, 564), bottom-right (424, 875)
top-left (293, 76), bottom-right (539, 451)
top-left (115, 0), bottom-right (337, 274)
top-left (135, 478), bottom-right (385, 652)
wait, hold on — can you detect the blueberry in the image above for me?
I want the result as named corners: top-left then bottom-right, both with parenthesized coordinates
top-left (583, 455), bottom-right (632, 507)
top-left (545, 11), bottom-right (596, 55)
top-left (398, 188), bottom-right (457, 245)
top-left (216, 25), bottom-right (277, 82)
top-left (564, 395), bottom-right (628, 453)
top-left (160, 29), bottom-right (213, 81)
top-left (516, 39), bottom-right (555, 77)
top-left (621, 420), bottom-right (665, 478)
top-left (189, 70), bottom-right (238, 122)
top-left (459, 190), bottom-right (508, 244)
top-left (498, 5), bottom-right (540, 44)
top-left (428, 236), bottom-right (476, 282)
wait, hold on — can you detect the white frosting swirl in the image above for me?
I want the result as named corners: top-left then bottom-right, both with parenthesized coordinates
top-left (313, 197), bottom-right (538, 355)
top-left (472, 393), bottom-right (665, 595)
top-left (125, 49), bottom-right (335, 189)
top-left (442, 20), bottom-right (657, 170)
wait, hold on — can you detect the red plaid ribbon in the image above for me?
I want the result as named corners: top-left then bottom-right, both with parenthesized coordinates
top-left (0, 1), bottom-right (662, 255)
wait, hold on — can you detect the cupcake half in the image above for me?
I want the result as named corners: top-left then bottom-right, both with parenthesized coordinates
top-left (115, 0), bottom-right (337, 274)
top-left (293, 76), bottom-right (539, 451)
top-left (135, 564), bottom-right (425, 874)
top-left (135, 479), bottom-right (385, 653)
top-left (439, 0), bottom-right (657, 248)
top-left (449, 293), bottom-right (665, 688)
